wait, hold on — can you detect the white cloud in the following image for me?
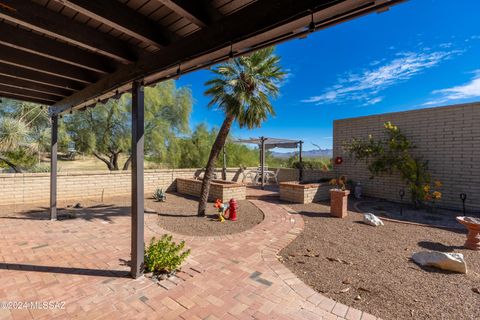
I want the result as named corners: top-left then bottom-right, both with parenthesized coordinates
top-left (363, 96), bottom-right (384, 106)
top-left (423, 70), bottom-right (480, 106)
top-left (302, 49), bottom-right (460, 106)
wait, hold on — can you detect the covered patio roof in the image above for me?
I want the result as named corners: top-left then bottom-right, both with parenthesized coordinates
top-left (0, 0), bottom-right (405, 278)
top-left (233, 137), bottom-right (304, 188)
top-left (235, 137), bottom-right (302, 150)
top-left (0, 0), bottom-right (404, 114)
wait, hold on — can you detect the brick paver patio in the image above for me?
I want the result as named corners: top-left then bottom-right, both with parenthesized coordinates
top-left (0, 198), bottom-right (380, 320)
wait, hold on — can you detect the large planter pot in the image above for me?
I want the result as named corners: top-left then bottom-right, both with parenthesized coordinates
top-left (330, 189), bottom-right (350, 218)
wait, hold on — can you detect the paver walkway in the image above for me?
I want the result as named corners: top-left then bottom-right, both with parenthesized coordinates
top-left (0, 199), bottom-right (379, 320)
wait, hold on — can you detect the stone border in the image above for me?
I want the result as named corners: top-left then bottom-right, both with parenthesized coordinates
top-left (255, 201), bottom-right (381, 320)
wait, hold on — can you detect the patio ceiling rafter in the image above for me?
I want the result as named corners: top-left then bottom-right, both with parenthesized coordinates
top-left (153, 0), bottom-right (220, 27)
top-left (53, 0), bottom-right (178, 48)
top-left (0, 0), bottom-right (141, 63)
top-left (0, 23), bottom-right (115, 74)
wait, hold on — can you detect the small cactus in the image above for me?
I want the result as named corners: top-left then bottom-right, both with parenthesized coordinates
top-left (153, 188), bottom-right (166, 202)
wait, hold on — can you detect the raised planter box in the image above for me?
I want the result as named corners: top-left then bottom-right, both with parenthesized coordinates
top-left (176, 178), bottom-right (246, 201)
top-left (279, 180), bottom-right (331, 204)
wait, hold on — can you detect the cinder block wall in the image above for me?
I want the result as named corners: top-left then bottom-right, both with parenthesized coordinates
top-left (0, 167), bottom-right (324, 206)
top-left (333, 102), bottom-right (480, 211)
top-left (0, 168), bottom-right (238, 206)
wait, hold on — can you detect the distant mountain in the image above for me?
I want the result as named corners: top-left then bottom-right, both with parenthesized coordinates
top-left (270, 149), bottom-right (333, 159)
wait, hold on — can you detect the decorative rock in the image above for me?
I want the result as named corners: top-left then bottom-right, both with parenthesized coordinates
top-left (412, 251), bottom-right (467, 274)
top-left (363, 213), bottom-right (384, 227)
top-left (73, 203), bottom-right (83, 209)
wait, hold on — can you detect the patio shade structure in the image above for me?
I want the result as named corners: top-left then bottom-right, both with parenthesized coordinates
top-left (0, 0), bottom-right (405, 278)
top-left (234, 137), bottom-right (304, 189)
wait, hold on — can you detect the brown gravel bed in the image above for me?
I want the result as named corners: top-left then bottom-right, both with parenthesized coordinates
top-left (280, 202), bottom-right (480, 320)
top-left (147, 192), bottom-right (264, 236)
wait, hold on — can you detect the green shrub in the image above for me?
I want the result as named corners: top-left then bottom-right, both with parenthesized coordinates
top-left (144, 235), bottom-right (190, 274)
top-left (153, 188), bottom-right (166, 202)
top-left (344, 122), bottom-right (435, 207)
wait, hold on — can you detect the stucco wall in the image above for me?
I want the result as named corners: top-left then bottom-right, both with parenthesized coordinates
top-left (333, 102), bottom-right (480, 211)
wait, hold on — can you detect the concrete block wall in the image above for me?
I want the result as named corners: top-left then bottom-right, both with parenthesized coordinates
top-left (0, 168), bottom-right (243, 206)
top-left (0, 167), bottom-right (329, 206)
top-left (333, 102), bottom-right (480, 211)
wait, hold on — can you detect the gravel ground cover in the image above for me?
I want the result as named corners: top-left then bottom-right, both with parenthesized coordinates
top-left (280, 202), bottom-right (480, 320)
top-left (148, 192), bottom-right (264, 236)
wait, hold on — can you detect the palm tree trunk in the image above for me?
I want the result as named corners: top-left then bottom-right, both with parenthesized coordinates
top-left (197, 114), bottom-right (235, 216)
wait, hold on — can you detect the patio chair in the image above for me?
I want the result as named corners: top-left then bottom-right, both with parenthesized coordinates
top-left (265, 168), bottom-right (280, 185)
top-left (240, 167), bottom-right (257, 184)
top-left (194, 168), bottom-right (217, 180)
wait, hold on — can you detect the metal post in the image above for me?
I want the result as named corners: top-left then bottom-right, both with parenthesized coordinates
top-left (131, 80), bottom-right (145, 279)
top-left (261, 137), bottom-right (266, 190)
top-left (50, 114), bottom-right (58, 220)
top-left (299, 141), bottom-right (303, 182)
top-left (222, 145), bottom-right (227, 180)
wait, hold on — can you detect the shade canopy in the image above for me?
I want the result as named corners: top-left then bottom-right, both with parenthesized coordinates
top-left (235, 137), bottom-right (302, 150)
top-left (0, 0), bottom-right (404, 115)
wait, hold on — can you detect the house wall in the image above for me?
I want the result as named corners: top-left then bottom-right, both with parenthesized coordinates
top-left (333, 102), bottom-right (480, 211)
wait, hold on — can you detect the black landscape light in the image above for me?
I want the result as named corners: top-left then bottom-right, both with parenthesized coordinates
top-left (399, 188), bottom-right (405, 216)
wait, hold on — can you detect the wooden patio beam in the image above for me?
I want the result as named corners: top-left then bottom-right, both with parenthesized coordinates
top-left (0, 84), bottom-right (60, 103)
top-left (0, 45), bottom-right (99, 84)
top-left (0, 91), bottom-right (53, 105)
top-left (0, 23), bottom-right (115, 74)
top-left (0, 75), bottom-right (72, 98)
top-left (54, 0), bottom-right (176, 48)
top-left (0, 0), bottom-right (139, 63)
top-left (154, 0), bottom-right (220, 27)
top-left (0, 63), bottom-right (84, 91)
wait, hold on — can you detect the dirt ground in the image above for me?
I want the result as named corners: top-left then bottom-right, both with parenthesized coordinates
top-left (280, 202), bottom-right (480, 320)
top-left (148, 193), bottom-right (264, 236)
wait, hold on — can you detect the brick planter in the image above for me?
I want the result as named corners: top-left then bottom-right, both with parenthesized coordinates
top-left (279, 181), bottom-right (330, 204)
top-left (330, 189), bottom-right (350, 218)
top-left (176, 178), bottom-right (246, 201)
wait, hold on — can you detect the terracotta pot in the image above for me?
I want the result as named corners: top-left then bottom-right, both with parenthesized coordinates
top-left (330, 189), bottom-right (350, 218)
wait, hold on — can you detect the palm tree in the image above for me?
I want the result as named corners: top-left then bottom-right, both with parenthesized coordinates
top-left (197, 47), bottom-right (285, 216)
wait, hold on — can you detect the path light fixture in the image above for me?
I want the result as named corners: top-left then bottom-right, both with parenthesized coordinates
top-left (460, 193), bottom-right (467, 215)
top-left (399, 188), bottom-right (405, 216)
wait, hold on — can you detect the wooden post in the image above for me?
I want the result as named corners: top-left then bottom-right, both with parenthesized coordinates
top-left (261, 137), bottom-right (266, 190)
top-left (131, 80), bottom-right (145, 279)
top-left (50, 114), bottom-right (58, 220)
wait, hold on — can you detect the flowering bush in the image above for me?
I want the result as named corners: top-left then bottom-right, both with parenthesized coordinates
top-left (423, 180), bottom-right (442, 211)
top-left (329, 175), bottom-right (347, 191)
top-left (344, 121), bottom-right (434, 208)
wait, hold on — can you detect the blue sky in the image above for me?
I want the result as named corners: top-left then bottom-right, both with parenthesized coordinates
top-left (177, 0), bottom-right (480, 151)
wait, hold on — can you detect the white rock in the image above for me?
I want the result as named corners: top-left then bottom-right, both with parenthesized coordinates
top-left (412, 251), bottom-right (467, 274)
top-left (363, 213), bottom-right (384, 227)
